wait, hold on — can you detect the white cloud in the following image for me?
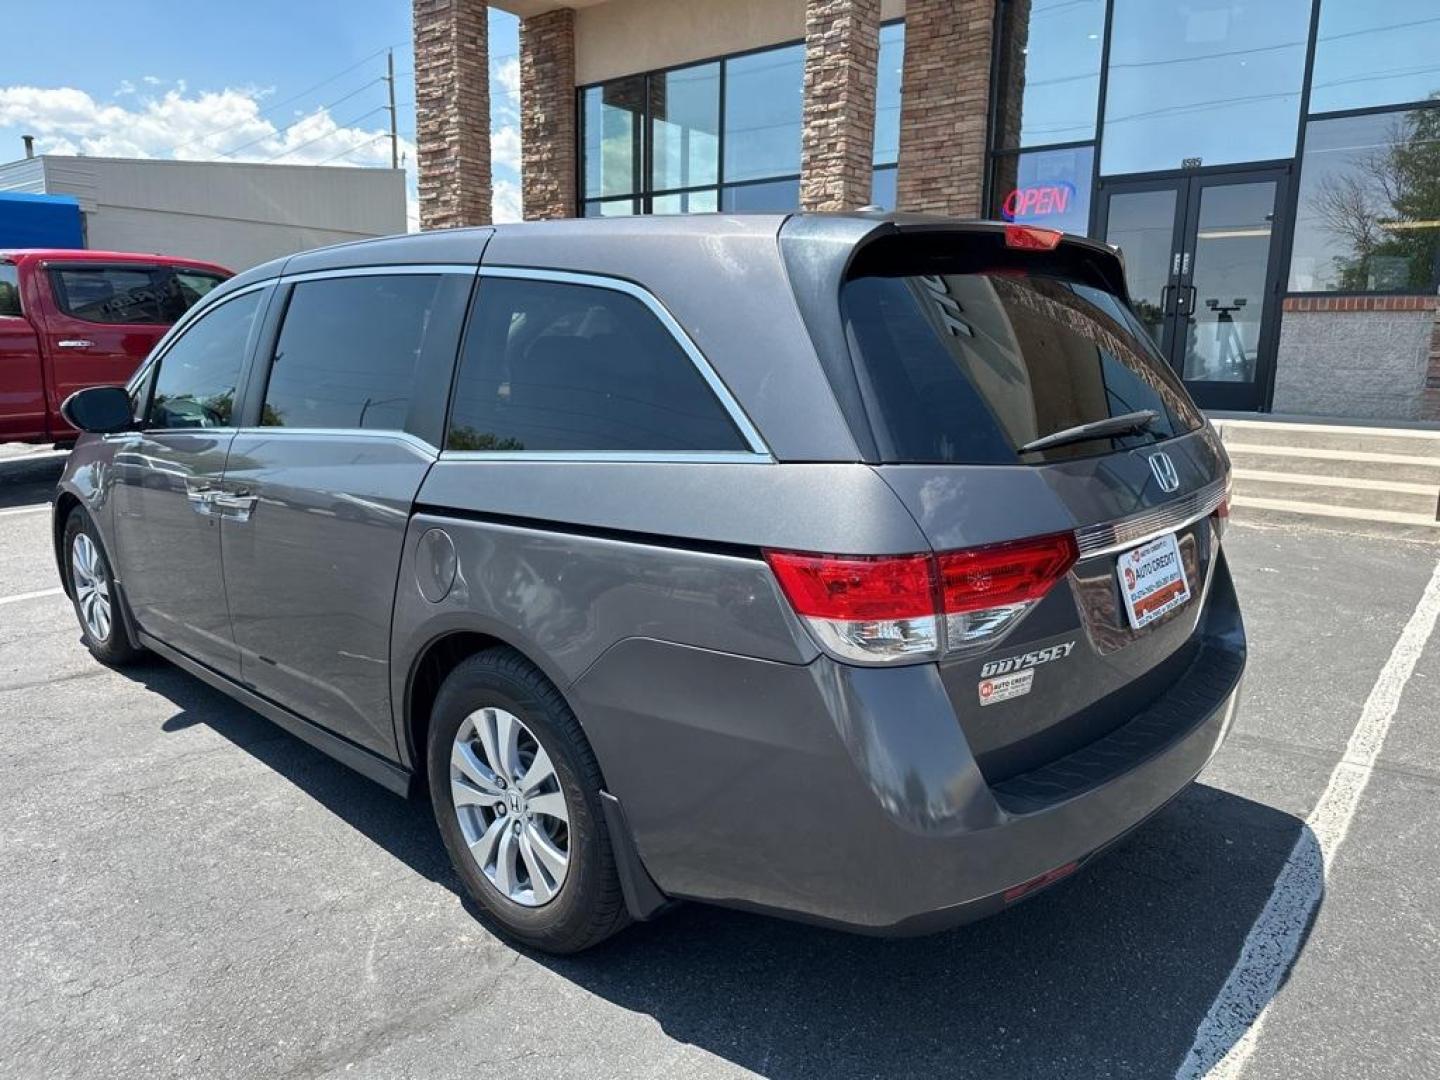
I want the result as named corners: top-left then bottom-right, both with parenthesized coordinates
top-left (115, 80), bottom-right (136, 97)
top-left (142, 75), bottom-right (162, 86)
top-left (493, 178), bottom-right (522, 223)
top-left (0, 84), bottom-right (413, 169)
top-left (493, 57), bottom-right (520, 99)
top-left (492, 124), bottom-right (520, 173)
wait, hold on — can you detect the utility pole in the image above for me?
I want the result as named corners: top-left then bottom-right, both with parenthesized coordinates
top-left (385, 49), bottom-right (399, 170)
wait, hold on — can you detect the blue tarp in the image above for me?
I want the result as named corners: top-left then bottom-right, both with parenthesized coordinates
top-left (0, 191), bottom-right (83, 249)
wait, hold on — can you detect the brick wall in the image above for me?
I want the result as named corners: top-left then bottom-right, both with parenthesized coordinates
top-left (520, 9), bottom-right (578, 220)
top-left (895, 0), bottom-right (994, 217)
top-left (413, 0), bottom-right (491, 230)
top-left (800, 0), bottom-right (880, 212)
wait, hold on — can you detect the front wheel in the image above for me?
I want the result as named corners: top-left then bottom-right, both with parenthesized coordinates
top-left (426, 648), bottom-right (630, 953)
top-left (63, 508), bottom-right (144, 666)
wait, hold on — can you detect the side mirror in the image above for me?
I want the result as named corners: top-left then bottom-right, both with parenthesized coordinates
top-left (60, 386), bottom-right (135, 434)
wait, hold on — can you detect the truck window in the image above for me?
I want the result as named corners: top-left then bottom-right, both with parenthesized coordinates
top-left (49, 266), bottom-right (227, 326)
top-left (0, 264), bottom-right (19, 317)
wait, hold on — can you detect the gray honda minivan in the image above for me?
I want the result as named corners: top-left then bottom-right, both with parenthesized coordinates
top-left (53, 214), bottom-right (1244, 953)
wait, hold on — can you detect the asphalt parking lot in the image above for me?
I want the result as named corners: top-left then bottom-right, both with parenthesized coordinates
top-left (2, 442), bottom-right (1438, 1080)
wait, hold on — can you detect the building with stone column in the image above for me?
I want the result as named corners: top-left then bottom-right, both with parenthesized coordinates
top-left (414, 0), bottom-right (1440, 422)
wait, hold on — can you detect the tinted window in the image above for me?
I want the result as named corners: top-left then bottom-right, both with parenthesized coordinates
top-left (150, 291), bottom-right (261, 429)
top-left (994, 0), bottom-right (1105, 148)
top-left (1102, 0), bottom-right (1309, 174)
top-left (720, 178), bottom-right (801, 212)
top-left (0, 264), bottom-right (19, 317)
top-left (723, 44), bottom-right (804, 183)
top-left (447, 278), bottom-right (747, 453)
top-left (262, 275), bottom-right (448, 431)
top-left (1289, 110), bottom-right (1440, 293)
top-left (841, 270), bottom-right (1202, 464)
top-left (50, 266), bottom-right (227, 325)
top-left (1310, 1), bottom-right (1440, 113)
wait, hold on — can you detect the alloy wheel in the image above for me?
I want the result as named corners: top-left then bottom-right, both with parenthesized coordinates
top-left (450, 707), bottom-right (571, 906)
top-left (71, 533), bottom-right (112, 643)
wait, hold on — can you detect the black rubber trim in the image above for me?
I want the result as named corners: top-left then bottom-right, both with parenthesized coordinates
top-left (412, 503), bottom-right (763, 561)
top-left (599, 791), bottom-right (673, 921)
top-left (990, 641), bottom-right (1244, 815)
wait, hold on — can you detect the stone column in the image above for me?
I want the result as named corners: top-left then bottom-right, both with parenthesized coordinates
top-left (520, 8), bottom-right (578, 220)
top-left (800, 0), bottom-right (881, 212)
top-left (413, 0), bottom-right (492, 229)
top-left (895, 0), bottom-right (996, 217)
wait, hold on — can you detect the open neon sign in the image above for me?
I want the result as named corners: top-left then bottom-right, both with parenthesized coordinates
top-left (1001, 182), bottom-right (1075, 221)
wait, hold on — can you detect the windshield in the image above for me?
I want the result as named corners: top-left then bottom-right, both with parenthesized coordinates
top-left (841, 269), bottom-right (1204, 465)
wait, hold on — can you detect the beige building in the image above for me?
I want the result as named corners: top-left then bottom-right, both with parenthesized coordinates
top-left (413, 0), bottom-right (1440, 421)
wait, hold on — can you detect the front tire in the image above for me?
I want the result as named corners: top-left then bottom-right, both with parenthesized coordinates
top-left (427, 648), bottom-right (630, 953)
top-left (63, 508), bottom-right (144, 667)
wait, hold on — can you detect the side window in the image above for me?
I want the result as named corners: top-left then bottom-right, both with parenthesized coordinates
top-left (261, 275), bottom-right (446, 431)
top-left (0, 264), bottom-right (20, 318)
top-left (50, 266), bottom-right (226, 325)
top-left (149, 291), bottom-right (262, 430)
top-left (446, 278), bottom-right (748, 453)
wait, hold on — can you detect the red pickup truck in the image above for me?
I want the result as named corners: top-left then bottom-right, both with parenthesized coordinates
top-left (1, 249), bottom-right (231, 444)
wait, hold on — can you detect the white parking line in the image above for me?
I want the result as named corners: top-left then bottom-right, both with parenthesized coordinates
top-left (1176, 558), bottom-right (1440, 1079)
top-left (0, 505), bottom-right (50, 518)
top-left (0, 587), bottom-right (64, 606)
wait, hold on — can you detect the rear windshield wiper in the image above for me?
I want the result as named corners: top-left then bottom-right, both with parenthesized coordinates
top-left (1017, 409), bottom-right (1160, 455)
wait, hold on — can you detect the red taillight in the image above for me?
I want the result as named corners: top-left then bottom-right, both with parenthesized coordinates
top-left (937, 534), bottom-right (1078, 614)
top-left (763, 552), bottom-right (934, 620)
top-left (1004, 224), bottom-right (1064, 251)
top-left (765, 534), bottom-right (1076, 665)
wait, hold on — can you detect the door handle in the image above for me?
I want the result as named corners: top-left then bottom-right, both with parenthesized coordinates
top-left (210, 492), bottom-right (258, 521)
top-left (57, 339), bottom-right (94, 349)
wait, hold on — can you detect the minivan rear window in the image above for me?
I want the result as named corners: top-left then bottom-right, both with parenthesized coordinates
top-left (841, 266), bottom-right (1203, 464)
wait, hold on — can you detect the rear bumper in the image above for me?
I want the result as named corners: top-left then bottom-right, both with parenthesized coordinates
top-left (571, 555), bottom-right (1245, 934)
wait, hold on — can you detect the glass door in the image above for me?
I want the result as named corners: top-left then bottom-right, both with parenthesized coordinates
top-left (1098, 170), bottom-right (1288, 411)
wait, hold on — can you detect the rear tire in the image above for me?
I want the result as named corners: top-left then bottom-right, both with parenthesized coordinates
top-left (63, 507), bottom-right (144, 667)
top-left (426, 648), bottom-right (630, 953)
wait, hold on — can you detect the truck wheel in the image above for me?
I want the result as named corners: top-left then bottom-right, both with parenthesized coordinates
top-left (63, 507), bottom-right (144, 666)
top-left (426, 648), bottom-right (630, 953)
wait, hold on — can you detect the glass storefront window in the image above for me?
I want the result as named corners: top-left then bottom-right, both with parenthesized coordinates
top-left (722, 44), bottom-right (804, 183)
top-left (1289, 109), bottom-right (1440, 293)
top-left (1101, 0), bottom-right (1310, 175)
top-left (871, 166), bottom-right (897, 211)
top-left (990, 145), bottom-right (1095, 236)
top-left (720, 178), bottom-right (801, 213)
top-left (993, 0), bottom-right (1105, 149)
top-left (582, 77), bottom-right (645, 200)
top-left (1310, 2), bottom-right (1440, 114)
top-left (652, 189), bottom-right (719, 215)
top-left (650, 63), bottom-right (720, 193)
top-left (874, 22), bottom-right (904, 166)
top-left (583, 197), bottom-right (639, 218)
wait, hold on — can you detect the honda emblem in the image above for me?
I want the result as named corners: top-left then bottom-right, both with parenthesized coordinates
top-left (1149, 451), bottom-right (1180, 493)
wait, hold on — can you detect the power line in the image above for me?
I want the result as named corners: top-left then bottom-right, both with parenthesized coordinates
top-left (263, 106), bottom-right (387, 163)
top-left (221, 77), bottom-right (385, 157)
top-left (313, 134), bottom-right (389, 167)
top-left (167, 43), bottom-right (406, 156)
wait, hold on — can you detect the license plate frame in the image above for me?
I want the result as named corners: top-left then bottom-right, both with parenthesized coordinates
top-left (1117, 532), bottom-right (1190, 630)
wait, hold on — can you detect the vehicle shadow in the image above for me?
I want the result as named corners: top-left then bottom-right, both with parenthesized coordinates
top-left (0, 450), bottom-right (66, 509)
top-left (135, 658), bottom-right (1311, 1079)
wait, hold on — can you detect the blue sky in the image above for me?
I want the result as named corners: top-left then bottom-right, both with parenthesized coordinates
top-left (0, 1), bottom-right (522, 225)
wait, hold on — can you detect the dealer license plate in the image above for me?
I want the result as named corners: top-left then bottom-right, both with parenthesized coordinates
top-left (1117, 532), bottom-right (1190, 630)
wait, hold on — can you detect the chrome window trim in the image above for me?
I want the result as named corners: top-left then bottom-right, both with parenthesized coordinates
top-left (143, 279), bottom-right (273, 375)
top-left (1074, 478), bottom-right (1229, 559)
top-left (474, 265), bottom-right (773, 459)
top-left (232, 426), bottom-right (438, 455)
top-left (438, 450), bottom-right (770, 464)
top-left (278, 263), bottom-right (478, 285)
